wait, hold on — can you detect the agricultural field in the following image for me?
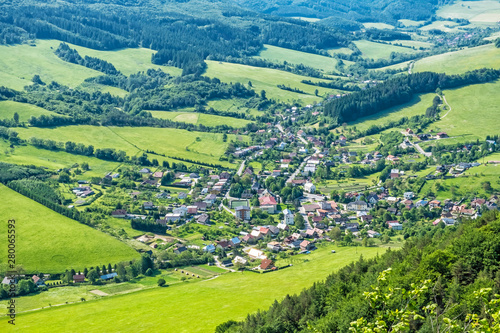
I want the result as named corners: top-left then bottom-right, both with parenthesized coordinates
top-left (419, 20), bottom-right (461, 32)
top-left (316, 174), bottom-right (380, 194)
top-left (253, 44), bottom-right (343, 72)
top-left (0, 101), bottom-right (57, 122)
top-left (353, 40), bottom-right (418, 60)
top-left (206, 99), bottom-right (262, 116)
top-left (8, 244), bottom-right (386, 332)
top-left (437, 0), bottom-right (500, 24)
top-left (389, 40), bottom-right (434, 49)
top-left (326, 47), bottom-right (354, 56)
top-left (363, 22), bottom-right (395, 29)
top-left (413, 44), bottom-right (500, 74)
top-left (425, 80), bottom-right (500, 141)
top-left (149, 111), bottom-right (253, 128)
top-left (204, 61), bottom-right (342, 103)
top-left (398, 19), bottom-right (426, 27)
top-left (0, 185), bottom-right (139, 273)
top-left (14, 126), bottom-right (244, 168)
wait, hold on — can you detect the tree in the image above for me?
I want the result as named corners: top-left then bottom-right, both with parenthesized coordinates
top-left (87, 269), bottom-right (99, 283)
top-left (222, 133), bottom-right (227, 142)
top-left (329, 227), bottom-right (342, 241)
top-left (13, 112), bottom-right (19, 124)
top-left (260, 90), bottom-right (267, 99)
top-left (158, 278), bottom-right (166, 287)
top-left (294, 213), bottom-right (305, 229)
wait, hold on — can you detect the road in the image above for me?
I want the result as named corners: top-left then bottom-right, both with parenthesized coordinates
top-left (236, 159), bottom-right (246, 177)
top-left (408, 61), bottom-right (414, 74)
top-left (440, 94), bottom-right (452, 119)
top-left (414, 142), bottom-right (432, 157)
top-left (286, 156), bottom-right (311, 183)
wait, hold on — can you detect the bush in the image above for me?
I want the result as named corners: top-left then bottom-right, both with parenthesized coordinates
top-left (157, 278), bottom-right (166, 287)
top-left (145, 268), bottom-right (153, 276)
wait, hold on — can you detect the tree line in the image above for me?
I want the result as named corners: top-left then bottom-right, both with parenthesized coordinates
top-left (55, 43), bottom-right (120, 75)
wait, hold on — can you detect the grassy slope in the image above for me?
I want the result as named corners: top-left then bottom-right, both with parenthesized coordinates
top-left (419, 20), bottom-right (461, 32)
top-left (354, 40), bottom-right (418, 59)
top-left (413, 44), bottom-right (500, 74)
top-left (253, 44), bottom-right (346, 72)
top-left (363, 22), bottom-right (395, 29)
top-left (437, 0), bottom-right (500, 23)
top-left (204, 60), bottom-right (342, 103)
top-left (0, 101), bottom-right (57, 121)
top-left (0, 185), bottom-right (139, 273)
top-left (149, 111), bottom-right (254, 128)
top-left (9, 244), bottom-right (387, 332)
top-left (14, 126), bottom-right (246, 167)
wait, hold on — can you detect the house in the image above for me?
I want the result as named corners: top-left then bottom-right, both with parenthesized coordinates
top-left (367, 193), bottom-right (379, 204)
top-left (174, 245), bottom-right (187, 254)
top-left (267, 241), bottom-right (281, 252)
top-left (230, 237), bottom-right (241, 247)
top-left (32, 275), bottom-right (45, 287)
top-left (300, 240), bottom-right (314, 251)
top-left (303, 163), bottom-right (316, 174)
top-left (234, 256), bottom-right (248, 265)
top-left (205, 194), bottom-right (217, 205)
top-left (111, 209), bottom-right (127, 218)
top-left (178, 192), bottom-right (187, 199)
top-left (416, 199), bottom-right (428, 207)
top-left (268, 225), bottom-right (280, 235)
top-left (242, 234), bottom-right (255, 244)
top-left (194, 201), bottom-right (208, 211)
top-left (277, 223), bottom-right (289, 231)
top-left (100, 273), bottom-right (118, 281)
top-left (73, 274), bottom-right (85, 283)
top-left (187, 206), bottom-right (198, 215)
top-left (387, 197), bottom-right (399, 205)
top-left (272, 170), bottom-right (281, 177)
top-left (153, 171), bottom-right (163, 179)
top-left (346, 200), bottom-right (368, 212)
top-left (219, 171), bottom-right (231, 180)
top-left (217, 240), bottom-right (232, 250)
top-left (143, 202), bottom-right (155, 210)
top-left (165, 213), bottom-right (181, 222)
top-left (139, 168), bottom-right (151, 174)
top-left (259, 195), bottom-right (278, 214)
top-left (173, 206), bottom-right (188, 217)
top-left (388, 222), bottom-right (403, 230)
top-left (221, 259), bottom-right (233, 267)
top-left (404, 192), bottom-right (415, 200)
top-left (250, 230), bottom-right (262, 240)
top-left (248, 248), bottom-right (266, 259)
top-left (259, 259), bottom-right (275, 270)
top-left (304, 182), bottom-right (316, 194)
top-left (436, 132), bottom-right (448, 139)
top-left (197, 213), bottom-right (210, 225)
top-left (283, 209), bottom-right (294, 225)
top-left (235, 206), bottom-right (251, 221)
top-left (203, 244), bottom-right (216, 253)
top-left (390, 169), bottom-right (400, 179)
top-left (361, 215), bottom-right (374, 224)
top-left (429, 200), bottom-right (441, 209)
top-left (367, 230), bottom-right (380, 238)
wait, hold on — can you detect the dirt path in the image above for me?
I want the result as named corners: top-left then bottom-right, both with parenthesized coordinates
top-left (440, 94), bottom-right (452, 119)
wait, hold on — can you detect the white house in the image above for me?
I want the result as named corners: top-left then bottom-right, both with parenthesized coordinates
top-left (303, 163), bottom-right (316, 174)
top-left (173, 206), bottom-right (188, 217)
top-left (304, 182), bottom-right (316, 194)
top-left (346, 200), bottom-right (369, 212)
top-left (248, 248), bottom-right (266, 259)
top-left (283, 208), bottom-right (294, 225)
top-left (404, 192), bottom-right (414, 200)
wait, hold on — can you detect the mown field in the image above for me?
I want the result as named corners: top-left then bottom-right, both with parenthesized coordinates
top-left (419, 20), bottom-right (461, 32)
top-left (362, 22), bottom-right (395, 29)
top-left (207, 99), bottom-right (262, 116)
top-left (413, 44), bottom-right (500, 74)
top-left (14, 126), bottom-right (244, 168)
top-left (253, 44), bottom-right (346, 72)
top-left (0, 185), bottom-right (139, 273)
top-left (8, 244), bottom-right (387, 332)
top-left (204, 60), bottom-right (341, 102)
top-left (437, 0), bottom-right (500, 23)
top-left (149, 111), bottom-right (254, 128)
top-left (353, 40), bottom-right (418, 60)
top-left (0, 101), bottom-right (58, 122)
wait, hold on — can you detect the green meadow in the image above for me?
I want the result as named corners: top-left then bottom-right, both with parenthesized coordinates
top-left (8, 244), bottom-right (387, 332)
top-left (207, 98), bottom-right (262, 116)
top-left (389, 40), bottom-right (434, 49)
top-left (354, 40), bottom-right (418, 60)
top-left (363, 22), bottom-right (395, 29)
top-left (413, 44), bottom-right (500, 74)
top-left (419, 20), bottom-right (461, 32)
top-left (14, 126), bottom-right (245, 167)
top-left (437, 0), bottom-right (500, 23)
top-left (204, 60), bottom-right (341, 102)
top-left (254, 44), bottom-right (347, 72)
top-left (0, 185), bottom-right (139, 273)
top-left (398, 19), bottom-right (426, 27)
top-left (0, 101), bottom-right (57, 122)
top-left (149, 111), bottom-right (254, 128)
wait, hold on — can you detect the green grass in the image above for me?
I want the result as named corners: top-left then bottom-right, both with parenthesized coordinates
top-left (8, 244), bottom-right (386, 332)
top-left (389, 40), bottom-right (434, 49)
top-left (149, 111), bottom-right (254, 128)
top-left (413, 44), bottom-right (500, 74)
top-left (326, 47), bottom-right (354, 56)
top-left (0, 185), bottom-right (139, 273)
top-left (419, 20), bottom-right (461, 32)
top-left (425, 80), bottom-right (500, 140)
top-left (437, 0), bottom-right (500, 23)
top-left (0, 101), bottom-right (57, 122)
top-left (206, 99), bottom-right (263, 116)
top-left (354, 40), bottom-right (418, 60)
top-left (14, 125), bottom-right (244, 168)
top-left (398, 19), bottom-right (426, 27)
top-left (363, 22), bottom-right (395, 29)
top-left (254, 44), bottom-right (345, 72)
top-left (204, 60), bottom-right (343, 103)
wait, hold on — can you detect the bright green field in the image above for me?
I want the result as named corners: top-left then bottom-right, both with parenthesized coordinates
top-left (254, 44), bottom-right (345, 72)
top-left (389, 40), bottom-right (434, 49)
top-left (149, 111), bottom-right (253, 128)
top-left (0, 101), bottom-right (57, 121)
top-left (0, 185), bottom-right (139, 273)
top-left (413, 44), bottom-right (500, 74)
top-left (354, 40), bottom-right (418, 60)
top-left (15, 126), bottom-right (245, 167)
top-left (363, 22), bottom-right (395, 29)
top-left (437, 0), bottom-right (500, 23)
top-left (204, 60), bottom-right (341, 103)
top-left (327, 47), bottom-right (354, 56)
top-left (346, 93), bottom-right (436, 131)
top-left (8, 244), bottom-right (387, 332)
top-left (419, 20), bottom-right (461, 32)
top-left (207, 98), bottom-right (262, 116)
top-left (398, 19), bottom-right (426, 27)
top-left (425, 80), bottom-right (500, 140)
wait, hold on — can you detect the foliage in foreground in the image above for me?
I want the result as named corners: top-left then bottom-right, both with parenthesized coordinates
top-left (217, 211), bottom-right (500, 332)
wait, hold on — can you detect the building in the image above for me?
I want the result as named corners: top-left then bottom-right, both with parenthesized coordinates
top-left (73, 274), bottom-right (85, 283)
top-left (346, 200), bottom-right (369, 212)
top-left (304, 182), bottom-right (316, 194)
top-left (283, 208), bottom-right (294, 225)
top-left (404, 192), bottom-right (415, 200)
top-left (259, 195), bottom-right (277, 214)
top-left (235, 206), bottom-right (251, 221)
top-left (259, 259), bottom-right (275, 270)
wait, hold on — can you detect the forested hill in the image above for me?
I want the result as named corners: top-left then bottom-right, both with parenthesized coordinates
top-left (231, 0), bottom-right (445, 25)
top-left (217, 211), bottom-right (500, 332)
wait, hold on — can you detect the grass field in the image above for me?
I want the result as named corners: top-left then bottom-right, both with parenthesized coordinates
top-left (354, 40), bottom-right (418, 60)
top-left (413, 44), bottom-right (500, 74)
top-left (149, 111), bottom-right (253, 128)
top-left (327, 47), bottom-right (354, 56)
top-left (254, 44), bottom-right (347, 72)
top-left (206, 99), bottom-right (262, 116)
top-left (419, 20), bottom-right (461, 32)
top-left (0, 185), bottom-right (139, 273)
top-left (204, 60), bottom-right (342, 103)
top-left (363, 22), bottom-right (395, 29)
top-left (346, 93), bottom-right (436, 131)
top-left (389, 40), bottom-right (434, 49)
top-left (14, 125), bottom-right (244, 168)
top-left (8, 244), bottom-right (387, 332)
top-left (0, 101), bottom-right (57, 122)
top-left (398, 19), bottom-right (426, 27)
top-left (437, 0), bottom-right (500, 23)
top-left (424, 80), bottom-right (500, 140)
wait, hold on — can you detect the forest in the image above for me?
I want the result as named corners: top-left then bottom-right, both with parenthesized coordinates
top-left (217, 211), bottom-right (500, 332)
